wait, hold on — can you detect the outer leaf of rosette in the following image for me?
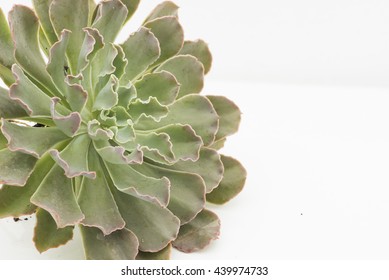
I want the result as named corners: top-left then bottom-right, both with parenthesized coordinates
top-left (49, 0), bottom-right (90, 74)
top-left (143, 16), bottom-right (184, 66)
top-left (50, 134), bottom-right (96, 179)
top-left (9, 5), bottom-right (60, 97)
top-left (156, 55), bottom-right (204, 99)
top-left (136, 244), bottom-right (171, 260)
top-left (77, 147), bottom-right (125, 236)
top-left (32, 0), bottom-right (58, 45)
top-left (104, 160), bottom-right (170, 207)
top-left (128, 97), bottom-right (168, 122)
top-left (178, 40), bottom-right (213, 74)
top-left (92, 0), bottom-right (128, 43)
top-left (120, 27), bottom-right (161, 83)
top-left (30, 164), bottom-right (85, 228)
top-left (135, 94), bottom-right (218, 146)
top-left (0, 86), bottom-right (28, 119)
top-left (80, 226), bottom-right (139, 260)
top-left (1, 119), bottom-right (69, 158)
top-left (50, 97), bottom-right (82, 137)
top-left (143, 1), bottom-right (179, 23)
top-left (120, 0), bottom-right (140, 23)
top-left (0, 8), bottom-right (15, 69)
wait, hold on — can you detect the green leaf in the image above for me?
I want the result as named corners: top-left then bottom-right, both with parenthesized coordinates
top-left (135, 71), bottom-right (179, 105)
top-left (135, 94), bottom-right (218, 146)
top-left (136, 244), bottom-right (172, 260)
top-left (120, 0), bottom-right (140, 23)
top-left (207, 155), bottom-right (246, 204)
top-left (32, 0), bottom-right (58, 45)
top-left (208, 138), bottom-right (226, 150)
top-left (143, 1), bottom-right (179, 23)
top-left (50, 0), bottom-right (89, 74)
top-left (77, 27), bottom-right (104, 73)
top-left (129, 97), bottom-right (168, 122)
top-left (9, 65), bottom-right (52, 117)
top-left (0, 64), bottom-right (15, 86)
top-left (80, 225), bottom-right (139, 260)
top-left (172, 209), bottom-right (220, 253)
top-left (1, 120), bottom-right (69, 158)
top-left (93, 75), bottom-right (119, 111)
top-left (92, 0), bottom-right (128, 43)
top-left (0, 153), bottom-right (54, 218)
top-left (112, 45), bottom-right (128, 79)
top-left (207, 95), bottom-right (241, 141)
top-left (30, 164), bottom-right (85, 228)
top-left (9, 5), bottom-right (59, 97)
top-left (144, 16), bottom-right (184, 66)
top-left (121, 27), bottom-right (160, 82)
top-left (0, 148), bottom-right (38, 187)
top-left (112, 188), bottom-right (180, 252)
top-left (104, 161), bottom-right (170, 207)
top-left (50, 98), bottom-right (82, 137)
top-left (87, 120), bottom-right (114, 141)
top-left (93, 139), bottom-right (143, 164)
top-left (156, 55), bottom-right (204, 98)
top-left (179, 40), bottom-right (213, 74)
top-left (77, 148), bottom-right (125, 235)
top-left (33, 208), bottom-right (74, 253)
top-left (159, 148), bottom-right (223, 193)
top-left (0, 8), bottom-right (15, 68)
top-left (50, 134), bottom-right (95, 179)
top-left (0, 86), bottom-right (28, 119)
top-left (133, 162), bottom-right (206, 225)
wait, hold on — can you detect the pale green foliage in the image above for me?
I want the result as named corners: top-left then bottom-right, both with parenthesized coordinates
top-left (0, 0), bottom-right (246, 259)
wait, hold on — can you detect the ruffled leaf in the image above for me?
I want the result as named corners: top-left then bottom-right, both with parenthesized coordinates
top-left (121, 27), bottom-right (160, 82)
top-left (0, 86), bottom-right (28, 119)
top-left (50, 0), bottom-right (89, 73)
top-left (0, 153), bottom-right (54, 218)
top-left (50, 98), bottom-right (82, 137)
top-left (80, 225), bottom-right (139, 260)
top-left (32, 0), bottom-right (58, 45)
top-left (92, 0), bottom-right (128, 43)
top-left (112, 45), bottom-right (128, 79)
top-left (136, 244), bottom-right (172, 260)
top-left (50, 134), bottom-right (96, 179)
top-left (207, 95), bottom-right (241, 141)
top-left (172, 209), bottom-right (220, 253)
top-left (33, 208), bottom-right (74, 253)
top-left (93, 75), bottom-right (119, 111)
top-left (78, 148), bottom-right (125, 235)
top-left (87, 120), bottom-right (114, 141)
top-left (112, 188), bottom-right (180, 252)
top-left (30, 164), bottom-right (85, 228)
top-left (207, 155), bottom-right (247, 204)
top-left (104, 161), bottom-right (170, 207)
top-left (156, 55), bottom-right (204, 98)
top-left (120, 0), bottom-right (140, 23)
top-left (1, 120), bottom-right (69, 158)
top-left (143, 16), bottom-right (184, 66)
top-left (93, 139), bottom-right (143, 164)
top-left (143, 1), bottom-right (179, 23)
top-left (135, 71), bottom-right (179, 105)
top-left (0, 8), bottom-right (15, 68)
top-left (129, 97), bottom-right (168, 122)
top-left (78, 27), bottom-right (104, 73)
top-left (179, 40), bottom-right (212, 74)
top-left (0, 148), bottom-right (38, 187)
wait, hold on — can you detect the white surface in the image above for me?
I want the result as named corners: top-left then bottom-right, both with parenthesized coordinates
top-left (1, 0), bottom-right (389, 260)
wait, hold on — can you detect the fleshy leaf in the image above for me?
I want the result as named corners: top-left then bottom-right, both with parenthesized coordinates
top-left (112, 45), bottom-right (128, 79)
top-left (30, 164), bottom-right (85, 228)
top-left (0, 148), bottom-right (38, 187)
top-left (80, 226), bottom-right (139, 260)
top-left (120, 0), bottom-right (140, 23)
top-left (172, 209), bottom-right (220, 253)
top-left (50, 98), bottom-right (82, 137)
top-left (87, 120), bottom-right (114, 141)
top-left (92, 0), bottom-right (128, 43)
top-left (133, 163), bottom-right (206, 225)
top-left (135, 71), bottom-right (179, 105)
top-left (0, 8), bottom-right (15, 68)
top-left (0, 64), bottom-right (14, 86)
top-left (93, 75), bottom-right (119, 111)
top-left (104, 161), bottom-right (170, 207)
top-left (143, 16), bottom-right (184, 66)
top-left (50, 134), bottom-right (96, 179)
top-left (9, 5), bottom-right (59, 96)
top-left (208, 138), bottom-right (226, 150)
top-left (207, 95), bottom-right (241, 141)
top-left (143, 1), bottom-right (179, 23)
top-left (50, 0), bottom-right (89, 73)
top-left (112, 188), bottom-right (180, 252)
top-left (78, 27), bottom-right (104, 72)
top-left (78, 148), bottom-right (125, 235)
top-left (1, 120), bottom-right (68, 158)
top-left (179, 40), bottom-right (212, 74)
top-left (160, 148), bottom-right (223, 193)
top-left (93, 140), bottom-right (143, 164)
top-left (33, 208), bottom-right (74, 253)
top-left (32, 0), bottom-right (58, 45)
top-left (156, 55), bottom-right (204, 98)
top-left (135, 94), bottom-right (218, 146)
top-left (207, 155), bottom-right (247, 204)
top-left (0, 86), bottom-right (28, 119)
top-left (121, 27), bottom-right (160, 82)
top-left (0, 153), bottom-right (53, 218)
top-left (129, 97), bottom-right (168, 122)
top-left (136, 244), bottom-right (172, 260)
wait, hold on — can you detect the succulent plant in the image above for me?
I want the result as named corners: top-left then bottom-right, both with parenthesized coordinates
top-left (0, 0), bottom-right (246, 260)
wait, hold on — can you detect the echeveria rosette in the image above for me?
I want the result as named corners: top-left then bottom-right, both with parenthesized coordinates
top-left (0, 0), bottom-right (246, 260)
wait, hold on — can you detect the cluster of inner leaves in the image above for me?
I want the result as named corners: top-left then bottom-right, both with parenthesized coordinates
top-left (0, 0), bottom-right (246, 260)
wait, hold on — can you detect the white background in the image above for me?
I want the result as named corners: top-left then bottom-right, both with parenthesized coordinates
top-left (1, 0), bottom-right (389, 260)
